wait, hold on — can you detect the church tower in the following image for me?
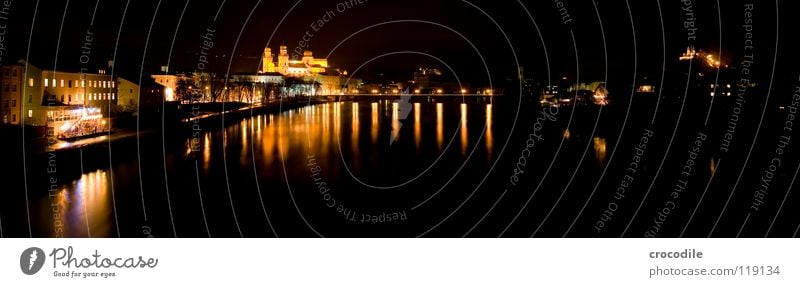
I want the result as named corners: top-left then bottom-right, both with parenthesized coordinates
top-left (261, 47), bottom-right (275, 73)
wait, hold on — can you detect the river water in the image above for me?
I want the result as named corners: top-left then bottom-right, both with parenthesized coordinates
top-left (4, 96), bottom-right (796, 238)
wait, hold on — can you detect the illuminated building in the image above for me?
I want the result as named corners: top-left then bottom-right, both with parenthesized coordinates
top-left (679, 46), bottom-right (721, 68)
top-left (152, 74), bottom-right (191, 102)
top-left (261, 46), bottom-right (329, 76)
top-left (117, 78), bottom-right (140, 113)
top-left (1, 60), bottom-right (132, 138)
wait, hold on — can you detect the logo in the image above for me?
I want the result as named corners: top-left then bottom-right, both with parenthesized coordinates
top-left (20, 247), bottom-right (46, 275)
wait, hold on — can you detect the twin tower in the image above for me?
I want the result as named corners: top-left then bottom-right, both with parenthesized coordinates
top-left (260, 46), bottom-right (329, 76)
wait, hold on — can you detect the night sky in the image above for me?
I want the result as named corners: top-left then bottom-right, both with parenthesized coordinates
top-left (0, 0), bottom-right (781, 86)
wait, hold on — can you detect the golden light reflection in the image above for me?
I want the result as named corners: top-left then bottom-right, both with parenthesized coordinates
top-left (485, 104), bottom-right (493, 158)
top-left (436, 103), bottom-right (444, 150)
top-left (241, 119), bottom-right (249, 161)
top-left (49, 170), bottom-right (112, 237)
top-left (351, 102), bottom-right (359, 155)
top-left (563, 129), bottom-right (571, 140)
top-left (203, 133), bottom-right (211, 171)
top-left (414, 103), bottom-right (421, 153)
top-left (593, 137), bottom-right (607, 164)
top-left (391, 102), bottom-right (400, 143)
top-left (371, 102), bottom-right (379, 144)
top-left (262, 116), bottom-right (276, 167)
top-left (460, 103), bottom-right (468, 155)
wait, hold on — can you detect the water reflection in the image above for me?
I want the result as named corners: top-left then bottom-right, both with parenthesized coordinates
top-left (44, 170), bottom-right (112, 238)
top-left (485, 104), bottom-right (493, 159)
top-left (371, 102), bottom-right (379, 144)
top-left (593, 137), bottom-right (607, 164)
top-left (391, 102), bottom-right (400, 143)
top-left (414, 103), bottom-right (421, 153)
top-left (44, 101), bottom-right (503, 237)
top-left (461, 103), bottom-right (468, 155)
top-left (436, 103), bottom-right (444, 151)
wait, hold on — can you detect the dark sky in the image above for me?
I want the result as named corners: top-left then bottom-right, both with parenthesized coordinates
top-left (0, 0), bottom-right (778, 86)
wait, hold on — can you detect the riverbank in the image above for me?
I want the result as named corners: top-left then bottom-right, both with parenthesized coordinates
top-left (18, 98), bottom-right (330, 154)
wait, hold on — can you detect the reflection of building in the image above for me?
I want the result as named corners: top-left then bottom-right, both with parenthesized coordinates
top-left (1, 60), bottom-right (131, 138)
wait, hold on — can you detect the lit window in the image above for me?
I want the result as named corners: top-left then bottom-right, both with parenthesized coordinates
top-left (81, 80), bottom-right (85, 87)
top-left (28, 110), bottom-right (33, 118)
top-left (44, 79), bottom-right (48, 87)
top-left (60, 79), bottom-right (65, 87)
top-left (28, 78), bottom-right (34, 87)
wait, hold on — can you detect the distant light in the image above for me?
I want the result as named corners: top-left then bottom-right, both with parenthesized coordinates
top-left (460, 89), bottom-right (467, 94)
top-left (165, 88), bottom-right (175, 101)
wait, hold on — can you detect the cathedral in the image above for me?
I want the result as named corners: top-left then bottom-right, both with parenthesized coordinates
top-left (261, 45), bottom-right (329, 76)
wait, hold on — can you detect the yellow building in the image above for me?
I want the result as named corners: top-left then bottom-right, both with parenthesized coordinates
top-left (261, 45), bottom-right (328, 76)
top-left (117, 77), bottom-right (140, 113)
top-left (1, 60), bottom-right (133, 138)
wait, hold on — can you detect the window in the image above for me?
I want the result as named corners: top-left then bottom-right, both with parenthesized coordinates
top-left (12, 114), bottom-right (16, 122)
top-left (28, 95), bottom-right (32, 103)
top-left (28, 110), bottom-right (32, 118)
top-left (60, 95), bottom-right (64, 103)
top-left (68, 95), bottom-right (72, 102)
top-left (60, 79), bottom-right (64, 87)
top-left (29, 78), bottom-right (34, 87)
top-left (11, 100), bottom-right (16, 107)
top-left (81, 80), bottom-right (85, 87)
top-left (44, 79), bottom-right (48, 87)
top-left (111, 93), bottom-right (115, 100)
top-left (68, 80), bottom-right (73, 88)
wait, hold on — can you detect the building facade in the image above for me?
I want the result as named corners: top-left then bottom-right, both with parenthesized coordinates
top-left (1, 60), bottom-right (136, 138)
